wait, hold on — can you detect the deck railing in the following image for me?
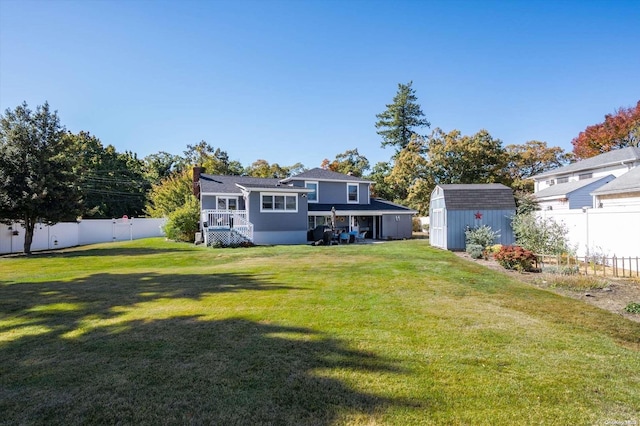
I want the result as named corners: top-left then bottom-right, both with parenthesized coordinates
top-left (202, 209), bottom-right (253, 243)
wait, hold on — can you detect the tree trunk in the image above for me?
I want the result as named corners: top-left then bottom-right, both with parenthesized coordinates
top-left (23, 217), bottom-right (35, 255)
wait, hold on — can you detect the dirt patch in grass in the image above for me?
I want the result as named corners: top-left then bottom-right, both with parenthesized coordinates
top-left (454, 251), bottom-right (640, 323)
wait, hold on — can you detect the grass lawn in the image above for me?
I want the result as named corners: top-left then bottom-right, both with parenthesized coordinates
top-left (1, 238), bottom-right (639, 425)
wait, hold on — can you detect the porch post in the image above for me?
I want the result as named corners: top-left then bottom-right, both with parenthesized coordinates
top-left (373, 216), bottom-right (377, 240)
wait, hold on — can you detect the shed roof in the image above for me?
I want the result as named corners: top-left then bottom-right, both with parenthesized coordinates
top-left (591, 167), bottom-right (640, 196)
top-left (435, 184), bottom-right (515, 210)
top-left (531, 146), bottom-right (640, 180)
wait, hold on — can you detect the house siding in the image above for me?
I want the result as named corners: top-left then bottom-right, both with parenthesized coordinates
top-left (536, 165), bottom-right (632, 192)
top-left (568, 185), bottom-right (598, 209)
top-left (288, 179), bottom-right (369, 205)
top-left (246, 191), bottom-right (308, 244)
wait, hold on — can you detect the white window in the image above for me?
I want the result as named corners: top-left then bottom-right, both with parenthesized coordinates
top-left (261, 193), bottom-right (298, 212)
top-left (305, 181), bottom-right (318, 202)
top-left (217, 197), bottom-right (238, 210)
top-left (579, 173), bottom-right (593, 180)
top-left (557, 177), bottom-right (569, 184)
top-left (347, 184), bottom-right (359, 203)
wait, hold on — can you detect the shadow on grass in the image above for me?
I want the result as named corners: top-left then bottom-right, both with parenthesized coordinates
top-left (0, 271), bottom-right (297, 326)
top-left (6, 245), bottom-right (199, 259)
top-left (0, 272), bottom-right (422, 424)
top-left (0, 317), bottom-right (417, 424)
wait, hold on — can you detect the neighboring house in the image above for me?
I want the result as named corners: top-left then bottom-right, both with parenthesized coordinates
top-left (590, 166), bottom-right (640, 208)
top-left (429, 184), bottom-right (516, 251)
top-left (532, 175), bottom-right (615, 211)
top-left (196, 167), bottom-right (416, 246)
top-left (531, 147), bottom-right (640, 210)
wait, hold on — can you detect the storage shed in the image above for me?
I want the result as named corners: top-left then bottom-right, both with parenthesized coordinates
top-left (429, 184), bottom-right (516, 250)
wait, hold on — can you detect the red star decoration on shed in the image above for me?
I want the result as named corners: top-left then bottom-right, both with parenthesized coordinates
top-left (474, 211), bottom-right (483, 219)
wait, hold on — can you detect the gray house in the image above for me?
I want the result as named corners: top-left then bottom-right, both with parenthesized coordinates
top-left (196, 167), bottom-right (416, 246)
top-left (533, 175), bottom-right (615, 210)
top-left (531, 146), bottom-right (640, 210)
top-left (429, 184), bottom-right (516, 250)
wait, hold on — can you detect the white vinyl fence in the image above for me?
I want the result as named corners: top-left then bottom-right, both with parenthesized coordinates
top-left (0, 218), bottom-right (166, 255)
top-left (537, 206), bottom-right (640, 258)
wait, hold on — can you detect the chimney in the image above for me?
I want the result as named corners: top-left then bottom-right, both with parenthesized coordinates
top-left (193, 166), bottom-right (204, 198)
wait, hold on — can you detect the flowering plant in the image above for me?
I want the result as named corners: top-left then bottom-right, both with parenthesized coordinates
top-left (494, 245), bottom-right (537, 272)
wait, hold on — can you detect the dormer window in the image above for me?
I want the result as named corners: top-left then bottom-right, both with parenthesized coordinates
top-left (347, 184), bottom-right (359, 203)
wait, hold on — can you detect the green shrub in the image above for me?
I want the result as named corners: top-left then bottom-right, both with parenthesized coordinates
top-left (466, 244), bottom-right (484, 259)
top-left (495, 245), bottom-right (537, 272)
top-left (163, 195), bottom-right (200, 242)
top-left (624, 302), bottom-right (640, 314)
top-left (512, 213), bottom-right (571, 255)
top-left (465, 225), bottom-right (500, 248)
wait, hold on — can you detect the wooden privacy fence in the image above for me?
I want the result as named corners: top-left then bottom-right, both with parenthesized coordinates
top-left (537, 254), bottom-right (640, 278)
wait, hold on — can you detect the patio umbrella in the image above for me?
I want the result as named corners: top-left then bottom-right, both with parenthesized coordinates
top-left (331, 206), bottom-right (336, 231)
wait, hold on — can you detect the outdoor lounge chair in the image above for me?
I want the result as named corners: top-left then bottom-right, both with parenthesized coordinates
top-left (339, 232), bottom-right (350, 244)
top-left (355, 231), bottom-right (367, 243)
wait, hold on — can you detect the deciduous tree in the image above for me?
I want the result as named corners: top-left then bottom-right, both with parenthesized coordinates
top-left (366, 162), bottom-right (394, 200)
top-left (385, 135), bottom-right (432, 214)
top-left (143, 151), bottom-right (181, 183)
top-left (323, 148), bottom-right (370, 177)
top-left (145, 169), bottom-right (193, 218)
top-left (245, 159), bottom-right (290, 179)
top-left (572, 101), bottom-right (640, 159)
top-left (0, 102), bottom-right (82, 254)
top-left (66, 131), bottom-right (149, 218)
top-left (181, 141), bottom-right (243, 175)
top-left (505, 140), bottom-right (572, 192)
top-left (426, 128), bottom-right (508, 185)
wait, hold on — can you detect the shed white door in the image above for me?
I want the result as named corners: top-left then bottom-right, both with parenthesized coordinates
top-left (431, 208), bottom-right (446, 248)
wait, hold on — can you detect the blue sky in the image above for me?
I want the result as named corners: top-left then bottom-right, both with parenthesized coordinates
top-left (1, 0), bottom-right (639, 170)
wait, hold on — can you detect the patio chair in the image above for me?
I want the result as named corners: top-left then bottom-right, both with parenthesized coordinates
top-left (339, 232), bottom-right (350, 244)
top-left (355, 231), bottom-right (367, 243)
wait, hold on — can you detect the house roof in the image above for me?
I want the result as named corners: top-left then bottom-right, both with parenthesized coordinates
top-left (199, 174), bottom-right (282, 194)
top-left (591, 167), bottom-right (640, 196)
top-left (282, 167), bottom-right (372, 183)
top-left (531, 147), bottom-right (640, 180)
top-left (533, 175), bottom-right (614, 199)
top-left (308, 199), bottom-right (416, 214)
top-left (435, 184), bottom-right (516, 210)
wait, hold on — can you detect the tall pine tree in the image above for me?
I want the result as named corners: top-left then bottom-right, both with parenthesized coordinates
top-left (375, 81), bottom-right (430, 153)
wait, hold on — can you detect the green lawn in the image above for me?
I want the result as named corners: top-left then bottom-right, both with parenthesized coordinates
top-left (1, 238), bottom-right (638, 425)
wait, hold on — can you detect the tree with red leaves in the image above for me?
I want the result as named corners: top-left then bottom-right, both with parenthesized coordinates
top-left (572, 101), bottom-right (640, 159)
